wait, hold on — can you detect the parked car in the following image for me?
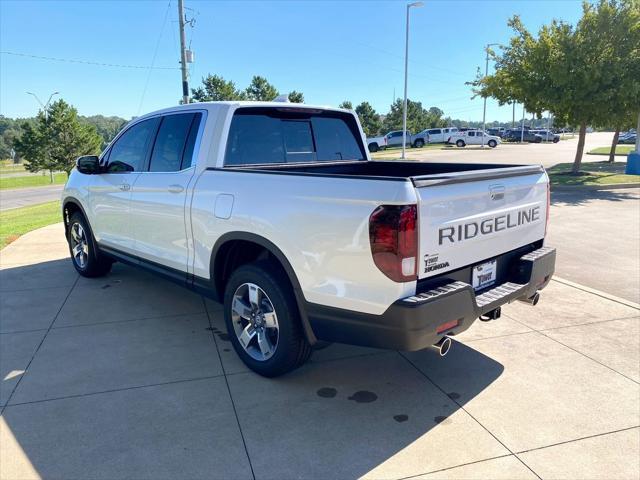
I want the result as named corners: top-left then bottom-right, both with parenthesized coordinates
top-left (531, 129), bottom-right (560, 143)
top-left (63, 101), bottom-right (555, 377)
top-left (419, 127), bottom-right (458, 144)
top-left (503, 129), bottom-right (543, 143)
top-left (487, 128), bottom-right (506, 138)
top-left (366, 134), bottom-right (387, 152)
top-left (385, 130), bottom-right (413, 148)
top-left (409, 130), bottom-right (430, 148)
top-left (619, 133), bottom-right (637, 144)
top-left (448, 130), bottom-right (501, 148)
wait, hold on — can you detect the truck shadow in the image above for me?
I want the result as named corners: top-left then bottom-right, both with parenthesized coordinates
top-left (551, 187), bottom-right (639, 206)
top-left (1, 259), bottom-right (504, 479)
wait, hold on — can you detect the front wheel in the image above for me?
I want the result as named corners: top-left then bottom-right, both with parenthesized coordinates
top-left (368, 143), bottom-right (379, 153)
top-left (414, 139), bottom-right (425, 148)
top-left (456, 139), bottom-right (466, 148)
top-left (67, 211), bottom-right (112, 277)
top-left (488, 139), bottom-right (497, 148)
top-left (223, 261), bottom-right (312, 377)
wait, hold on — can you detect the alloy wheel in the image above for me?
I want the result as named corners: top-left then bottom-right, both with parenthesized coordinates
top-left (70, 222), bottom-right (89, 269)
top-left (230, 283), bottom-right (279, 361)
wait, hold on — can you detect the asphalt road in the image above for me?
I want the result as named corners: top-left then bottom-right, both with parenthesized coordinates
top-left (548, 187), bottom-right (640, 303)
top-left (0, 184), bottom-right (64, 211)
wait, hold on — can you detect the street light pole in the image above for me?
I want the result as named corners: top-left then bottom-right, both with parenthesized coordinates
top-left (481, 43), bottom-right (499, 149)
top-left (26, 91), bottom-right (59, 120)
top-left (26, 91), bottom-right (59, 183)
top-left (402, 1), bottom-right (423, 160)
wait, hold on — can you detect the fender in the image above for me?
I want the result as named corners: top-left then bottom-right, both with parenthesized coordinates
top-left (208, 231), bottom-right (318, 345)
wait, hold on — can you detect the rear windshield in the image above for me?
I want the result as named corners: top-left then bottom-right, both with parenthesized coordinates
top-left (224, 107), bottom-right (366, 166)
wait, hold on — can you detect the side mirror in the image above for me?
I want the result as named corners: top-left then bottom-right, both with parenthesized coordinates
top-left (76, 155), bottom-right (101, 174)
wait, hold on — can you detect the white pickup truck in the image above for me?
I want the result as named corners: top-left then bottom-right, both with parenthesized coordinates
top-left (63, 101), bottom-right (555, 377)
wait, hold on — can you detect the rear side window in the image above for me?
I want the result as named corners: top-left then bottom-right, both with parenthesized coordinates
top-left (149, 112), bottom-right (202, 172)
top-left (224, 108), bottom-right (366, 166)
top-left (106, 118), bottom-right (158, 173)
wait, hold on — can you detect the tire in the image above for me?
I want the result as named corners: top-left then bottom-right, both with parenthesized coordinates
top-left (368, 143), bottom-right (379, 153)
top-left (414, 139), bottom-right (425, 148)
top-left (67, 211), bottom-right (112, 277)
top-left (553, 137), bottom-right (560, 143)
top-left (223, 260), bottom-right (312, 377)
top-left (488, 139), bottom-right (497, 148)
top-left (456, 139), bottom-right (466, 148)
top-left (535, 137), bottom-right (542, 143)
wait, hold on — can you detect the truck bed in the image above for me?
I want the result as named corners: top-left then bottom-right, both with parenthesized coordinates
top-left (222, 160), bottom-right (543, 184)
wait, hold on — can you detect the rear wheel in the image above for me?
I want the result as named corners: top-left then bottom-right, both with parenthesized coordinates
top-left (488, 139), bottom-right (497, 148)
top-left (67, 211), bottom-right (112, 277)
top-left (368, 143), bottom-right (379, 153)
top-left (456, 139), bottom-right (466, 148)
top-left (223, 261), bottom-right (311, 377)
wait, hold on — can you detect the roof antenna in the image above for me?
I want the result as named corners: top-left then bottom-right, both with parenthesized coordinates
top-left (273, 94), bottom-right (291, 103)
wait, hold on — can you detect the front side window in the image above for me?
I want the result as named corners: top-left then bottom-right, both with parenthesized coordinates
top-left (106, 118), bottom-right (158, 173)
top-left (149, 113), bottom-right (200, 172)
top-left (224, 108), bottom-right (366, 166)
top-left (468, 131), bottom-right (476, 137)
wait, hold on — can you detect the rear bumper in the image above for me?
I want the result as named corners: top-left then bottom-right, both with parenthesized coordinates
top-left (307, 246), bottom-right (555, 351)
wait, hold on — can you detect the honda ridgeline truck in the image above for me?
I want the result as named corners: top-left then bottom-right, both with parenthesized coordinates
top-left (63, 101), bottom-right (555, 377)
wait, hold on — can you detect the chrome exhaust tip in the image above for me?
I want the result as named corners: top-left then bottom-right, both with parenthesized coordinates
top-left (432, 336), bottom-right (452, 357)
top-left (519, 292), bottom-right (540, 306)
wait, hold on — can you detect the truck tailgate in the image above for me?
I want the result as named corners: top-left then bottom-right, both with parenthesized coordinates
top-left (413, 166), bottom-right (548, 280)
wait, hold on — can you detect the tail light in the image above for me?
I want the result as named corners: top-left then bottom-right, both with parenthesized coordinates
top-left (369, 204), bottom-right (418, 282)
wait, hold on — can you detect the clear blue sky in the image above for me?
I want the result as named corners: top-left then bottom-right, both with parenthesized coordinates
top-left (0, 0), bottom-right (584, 122)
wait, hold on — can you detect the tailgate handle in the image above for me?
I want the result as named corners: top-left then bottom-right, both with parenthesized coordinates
top-left (490, 185), bottom-right (505, 200)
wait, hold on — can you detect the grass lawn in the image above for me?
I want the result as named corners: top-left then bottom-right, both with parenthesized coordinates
top-left (371, 144), bottom-right (450, 159)
top-left (547, 161), bottom-right (640, 186)
top-left (0, 164), bottom-right (27, 174)
top-left (0, 172), bottom-right (67, 190)
top-left (588, 145), bottom-right (635, 156)
top-left (0, 201), bottom-right (62, 249)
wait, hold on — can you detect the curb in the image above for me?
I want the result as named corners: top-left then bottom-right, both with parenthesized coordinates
top-left (586, 152), bottom-right (631, 157)
top-left (551, 183), bottom-right (640, 192)
top-left (551, 276), bottom-right (640, 310)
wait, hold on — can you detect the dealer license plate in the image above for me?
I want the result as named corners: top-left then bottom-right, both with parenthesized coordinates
top-left (472, 260), bottom-right (497, 291)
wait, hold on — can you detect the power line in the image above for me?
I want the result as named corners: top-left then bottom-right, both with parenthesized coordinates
top-left (137, 0), bottom-right (173, 115)
top-left (1, 50), bottom-right (179, 70)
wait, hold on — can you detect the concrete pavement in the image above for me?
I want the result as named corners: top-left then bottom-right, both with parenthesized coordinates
top-left (548, 187), bottom-right (640, 303)
top-left (0, 185), bottom-right (64, 211)
top-left (0, 223), bottom-right (638, 479)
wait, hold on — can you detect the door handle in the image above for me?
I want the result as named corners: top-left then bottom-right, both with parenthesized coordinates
top-left (119, 183), bottom-right (130, 191)
top-left (168, 184), bottom-right (184, 194)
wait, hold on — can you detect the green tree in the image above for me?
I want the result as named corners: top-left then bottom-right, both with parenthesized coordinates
top-left (80, 115), bottom-right (127, 149)
top-left (192, 74), bottom-right (245, 101)
top-left (339, 101), bottom-right (353, 110)
top-left (14, 99), bottom-right (102, 178)
top-left (473, 1), bottom-right (640, 173)
top-left (354, 102), bottom-right (381, 136)
top-left (244, 75), bottom-right (279, 101)
top-left (288, 91), bottom-right (304, 103)
top-left (382, 99), bottom-right (441, 133)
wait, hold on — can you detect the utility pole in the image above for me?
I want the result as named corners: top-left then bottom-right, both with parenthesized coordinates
top-left (512, 101), bottom-right (515, 129)
top-left (178, 0), bottom-right (190, 104)
top-left (521, 105), bottom-right (525, 143)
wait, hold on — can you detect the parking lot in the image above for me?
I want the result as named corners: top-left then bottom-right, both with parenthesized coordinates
top-left (372, 132), bottom-right (615, 168)
top-left (1, 208), bottom-right (639, 478)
